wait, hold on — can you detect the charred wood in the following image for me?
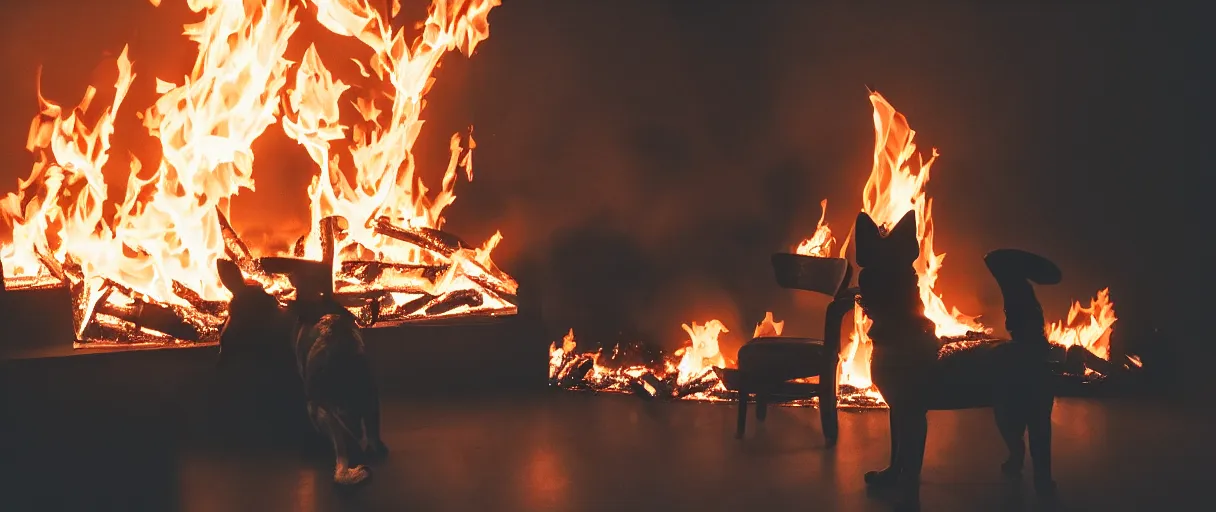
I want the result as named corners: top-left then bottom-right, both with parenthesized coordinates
top-left (89, 285), bottom-right (201, 342)
top-left (33, 245), bottom-right (66, 282)
top-left (173, 281), bottom-right (227, 317)
top-left (292, 234), bottom-right (307, 258)
top-left (424, 289), bottom-right (483, 316)
top-left (339, 260), bottom-right (448, 283)
top-left (466, 272), bottom-right (518, 305)
top-left (558, 357), bottom-right (596, 388)
top-left (675, 370), bottom-right (720, 397)
top-left (319, 216), bottom-right (345, 268)
top-left (373, 216), bottom-right (466, 257)
top-left (1064, 344), bottom-right (1120, 377)
top-left (216, 208), bottom-right (263, 277)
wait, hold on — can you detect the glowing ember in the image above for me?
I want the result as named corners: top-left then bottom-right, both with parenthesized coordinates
top-left (548, 320), bottom-right (739, 401)
top-left (794, 199), bottom-right (836, 258)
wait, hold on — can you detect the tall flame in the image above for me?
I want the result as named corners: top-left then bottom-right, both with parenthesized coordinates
top-left (287, 0), bottom-right (502, 269)
top-left (1047, 288), bottom-right (1117, 360)
top-left (675, 320), bottom-right (728, 386)
top-left (2, 0), bottom-right (300, 309)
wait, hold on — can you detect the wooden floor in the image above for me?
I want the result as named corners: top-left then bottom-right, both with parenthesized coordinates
top-left (3, 364), bottom-right (1213, 512)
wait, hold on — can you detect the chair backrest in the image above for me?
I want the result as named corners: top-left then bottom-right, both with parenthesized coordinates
top-left (770, 253), bottom-right (852, 298)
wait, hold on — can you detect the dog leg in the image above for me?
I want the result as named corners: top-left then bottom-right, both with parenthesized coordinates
top-left (994, 402), bottom-right (1026, 476)
top-left (864, 407), bottom-right (902, 487)
top-left (313, 404), bottom-right (370, 486)
top-left (1027, 397), bottom-right (1056, 496)
top-left (894, 408), bottom-right (927, 512)
top-left (362, 382), bottom-right (389, 461)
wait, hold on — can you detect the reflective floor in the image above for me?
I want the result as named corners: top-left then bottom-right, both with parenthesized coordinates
top-left (3, 375), bottom-right (1213, 512)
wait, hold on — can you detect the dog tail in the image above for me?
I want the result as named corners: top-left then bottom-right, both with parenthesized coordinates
top-left (984, 249), bottom-right (1061, 345)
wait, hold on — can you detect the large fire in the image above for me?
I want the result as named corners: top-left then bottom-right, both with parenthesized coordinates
top-left (797, 92), bottom-right (1124, 403)
top-left (0, 0), bottom-right (514, 346)
top-left (553, 92), bottom-right (1130, 406)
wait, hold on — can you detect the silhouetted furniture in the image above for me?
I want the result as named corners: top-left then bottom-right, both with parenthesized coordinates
top-left (723, 253), bottom-right (856, 446)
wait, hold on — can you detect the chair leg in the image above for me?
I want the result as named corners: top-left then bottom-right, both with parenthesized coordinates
top-left (736, 391), bottom-right (749, 439)
top-left (820, 363), bottom-right (839, 447)
top-left (756, 394), bottom-right (768, 422)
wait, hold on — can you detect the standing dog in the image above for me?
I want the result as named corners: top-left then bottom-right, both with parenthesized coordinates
top-left (854, 210), bottom-right (1059, 509)
top-left (217, 258), bottom-right (388, 486)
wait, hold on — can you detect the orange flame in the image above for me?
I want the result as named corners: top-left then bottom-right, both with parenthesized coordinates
top-left (794, 199), bottom-right (835, 258)
top-left (752, 311), bottom-right (784, 338)
top-left (286, 0), bottom-right (515, 315)
top-left (2, 0), bottom-right (515, 340)
top-left (676, 320), bottom-right (728, 386)
top-left (2, 0), bottom-right (300, 312)
top-left (1047, 288), bottom-right (1117, 360)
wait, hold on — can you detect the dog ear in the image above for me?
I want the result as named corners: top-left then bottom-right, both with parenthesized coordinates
top-left (887, 209), bottom-right (920, 264)
top-left (854, 211), bottom-right (882, 267)
top-left (216, 258), bottom-right (247, 293)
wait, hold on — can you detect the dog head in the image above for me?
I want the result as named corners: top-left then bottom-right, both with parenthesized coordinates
top-left (216, 258), bottom-right (286, 366)
top-left (854, 209), bottom-right (926, 329)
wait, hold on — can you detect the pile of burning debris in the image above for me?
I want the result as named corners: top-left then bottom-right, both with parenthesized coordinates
top-left (549, 309), bottom-right (1144, 409)
top-left (548, 91), bottom-right (1143, 408)
top-left (0, 0), bottom-right (516, 347)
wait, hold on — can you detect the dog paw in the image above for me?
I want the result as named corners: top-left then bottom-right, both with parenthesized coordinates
top-left (864, 468), bottom-right (900, 487)
top-left (1034, 478), bottom-right (1057, 497)
top-left (334, 465), bottom-right (371, 486)
top-left (1001, 458), bottom-right (1023, 477)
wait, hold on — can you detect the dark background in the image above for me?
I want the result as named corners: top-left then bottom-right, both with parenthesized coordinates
top-left (0, 1), bottom-right (1209, 394)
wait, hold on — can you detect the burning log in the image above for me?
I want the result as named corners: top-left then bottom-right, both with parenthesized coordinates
top-left (424, 288), bottom-right (484, 316)
top-left (319, 215), bottom-right (345, 268)
top-left (631, 372), bottom-right (672, 399)
top-left (557, 357), bottom-right (596, 388)
top-left (91, 289), bottom-right (201, 342)
top-left (674, 369), bottom-right (720, 398)
top-left (373, 216), bottom-right (466, 258)
top-left (33, 245), bottom-right (66, 283)
top-left (173, 280), bottom-right (227, 317)
top-left (216, 208), bottom-right (263, 276)
top-left (1063, 344), bottom-right (1121, 377)
top-left (466, 272), bottom-right (518, 305)
top-left (338, 260), bottom-right (448, 283)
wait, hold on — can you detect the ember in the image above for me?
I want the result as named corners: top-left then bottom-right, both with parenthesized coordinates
top-left (0, 0), bottom-right (515, 346)
top-left (550, 92), bottom-right (1138, 407)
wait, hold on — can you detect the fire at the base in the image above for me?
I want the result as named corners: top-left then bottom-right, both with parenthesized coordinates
top-left (549, 92), bottom-right (1139, 408)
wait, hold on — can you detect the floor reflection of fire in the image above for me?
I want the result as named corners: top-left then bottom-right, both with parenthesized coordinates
top-left (0, 0), bottom-right (514, 347)
top-left (550, 92), bottom-right (1140, 407)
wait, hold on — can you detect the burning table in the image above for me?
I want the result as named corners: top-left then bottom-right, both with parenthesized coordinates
top-left (0, 0), bottom-right (515, 347)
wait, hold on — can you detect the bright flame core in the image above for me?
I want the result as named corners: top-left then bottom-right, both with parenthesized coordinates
top-left (0, 0), bottom-right (514, 343)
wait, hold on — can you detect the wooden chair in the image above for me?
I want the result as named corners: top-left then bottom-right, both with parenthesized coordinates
top-left (722, 253), bottom-right (857, 446)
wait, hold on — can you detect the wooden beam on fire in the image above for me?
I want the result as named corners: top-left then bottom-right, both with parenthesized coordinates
top-left (372, 216), bottom-right (466, 258)
top-left (338, 260), bottom-right (449, 284)
top-left (216, 208), bottom-right (264, 277)
top-left (87, 280), bottom-right (202, 342)
top-left (371, 217), bottom-right (518, 307)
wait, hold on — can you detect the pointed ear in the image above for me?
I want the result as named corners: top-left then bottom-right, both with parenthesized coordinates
top-left (216, 259), bottom-right (248, 293)
top-left (854, 212), bottom-right (882, 268)
top-left (888, 209), bottom-right (920, 264)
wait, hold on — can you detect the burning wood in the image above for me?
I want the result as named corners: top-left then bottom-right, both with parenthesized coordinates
top-left (547, 324), bottom-right (738, 402)
top-left (0, 0), bottom-right (514, 346)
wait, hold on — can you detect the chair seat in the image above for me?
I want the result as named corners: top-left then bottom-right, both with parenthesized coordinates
top-left (737, 337), bottom-right (828, 382)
